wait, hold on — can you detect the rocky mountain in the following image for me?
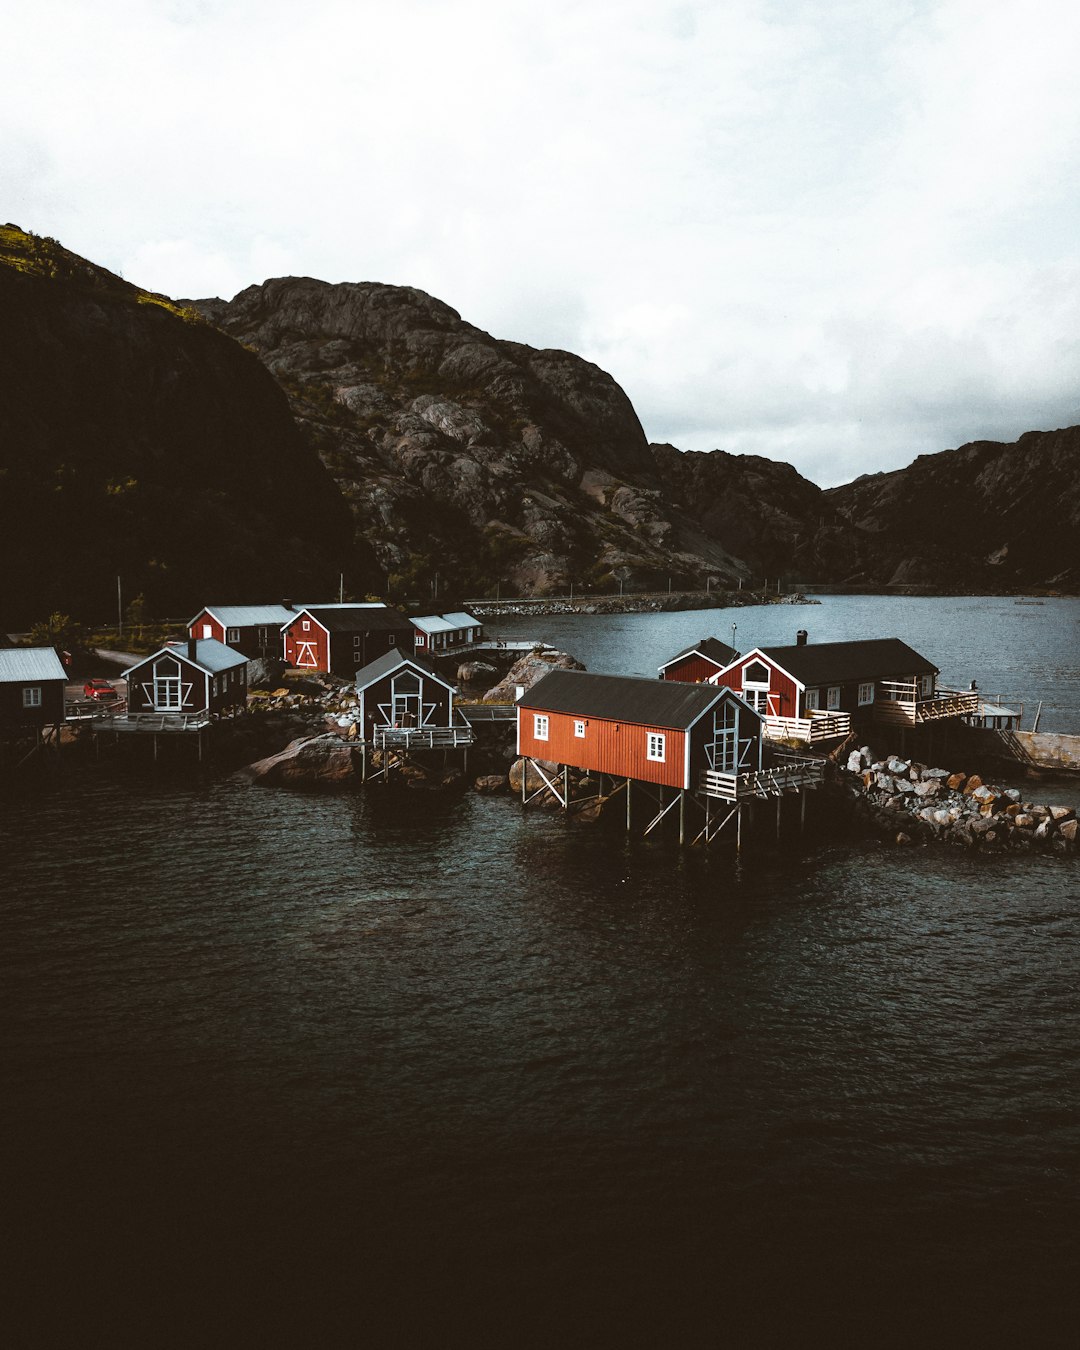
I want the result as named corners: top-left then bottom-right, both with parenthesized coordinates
top-left (0, 226), bottom-right (352, 627)
top-left (3, 224), bottom-right (1076, 625)
top-left (192, 278), bottom-right (749, 598)
top-left (824, 429), bottom-right (1080, 591)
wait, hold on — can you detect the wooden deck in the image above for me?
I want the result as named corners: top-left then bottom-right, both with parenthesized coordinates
top-left (699, 755), bottom-right (825, 802)
top-left (372, 719), bottom-right (475, 750)
top-left (874, 684), bottom-right (979, 725)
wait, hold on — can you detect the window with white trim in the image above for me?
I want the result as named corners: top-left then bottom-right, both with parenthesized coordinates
top-left (533, 714), bottom-right (549, 741)
top-left (227, 627), bottom-right (240, 643)
top-left (388, 635), bottom-right (396, 646)
top-left (302, 619), bottom-right (310, 631)
top-left (574, 719), bottom-right (586, 738)
top-left (22, 686), bottom-right (42, 708)
top-left (805, 687), bottom-right (820, 711)
top-left (647, 732), bottom-right (666, 762)
top-left (827, 686), bottom-right (841, 710)
top-left (919, 673), bottom-right (934, 698)
top-left (858, 682), bottom-right (874, 705)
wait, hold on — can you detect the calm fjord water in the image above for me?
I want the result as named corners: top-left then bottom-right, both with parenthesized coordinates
top-left (4, 597), bottom-right (1079, 1343)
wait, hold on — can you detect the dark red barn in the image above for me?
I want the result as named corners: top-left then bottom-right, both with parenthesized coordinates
top-left (282, 605), bottom-right (414, 677)
top-left (658, 636), bottom-right (739, 683)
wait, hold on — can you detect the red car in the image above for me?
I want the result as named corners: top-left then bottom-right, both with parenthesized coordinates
top-left (83, 678), bottom-right (119, 701)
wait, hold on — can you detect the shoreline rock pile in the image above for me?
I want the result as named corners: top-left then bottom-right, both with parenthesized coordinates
top-left (839, 746), bottom-right (1077, 853)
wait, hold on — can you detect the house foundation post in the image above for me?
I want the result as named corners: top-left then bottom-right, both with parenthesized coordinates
top-left (736, 803), bottom-right (742, 855)
top-left (563, 764), bottom-right (569, 811)
top-left (626, 778), bottom-right (632, 832)
top-left (679, 789), bottom-right (686, 846)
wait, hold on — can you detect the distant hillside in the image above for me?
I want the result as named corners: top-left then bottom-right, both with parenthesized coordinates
top-left (0, 226), bottom-right (353, 626)
top-left (824, 428), bottom-right (1080, 591)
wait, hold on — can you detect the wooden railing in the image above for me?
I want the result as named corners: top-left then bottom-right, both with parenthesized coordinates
top-left (874, 684), bottom-right (979, 725)
top-left (459, 703), bottom-right (518, 722)
top-left (372, 716), bottom-right (475, 750)
top-left (110, 711), bottom-right (211, 733)
top-left (762, 710), bottom-right (851, 743)
top-left (699, 755), bottom-right (825, 801)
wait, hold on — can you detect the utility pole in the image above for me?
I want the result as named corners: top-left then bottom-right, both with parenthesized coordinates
top-left (117, 576), bottom-right (122, 638)
top-left (339, 572), bottom-right (344, 603)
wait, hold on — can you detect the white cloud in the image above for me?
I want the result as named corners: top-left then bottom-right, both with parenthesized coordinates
top-left (3, 0), bottom-right (1080, 486)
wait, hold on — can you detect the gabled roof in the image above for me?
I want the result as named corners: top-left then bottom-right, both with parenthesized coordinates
top-left (354, 649), bottom-right (455, 692)
top-left (440, 611), bottom-right (479, 628)
top-left (520, 669), bottom-right (741, 730)
top-left (0, 647), bottom-right (67, 683)
top-left (289, 605), bottom-right (413, 633)
top-left (412, 615), bottom-right (456, 635)
top-left (747, 638), bottom-right (938, 685)
top-left (126, 638), bottom-right (247, 677)
top-left (193, 604), bottom-right (295, 628)
top-left (659, 636), bottom-right (738, 673)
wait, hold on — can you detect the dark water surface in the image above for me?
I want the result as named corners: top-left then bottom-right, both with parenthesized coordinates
top-left (4, 601), bottom-right (1079, 1344)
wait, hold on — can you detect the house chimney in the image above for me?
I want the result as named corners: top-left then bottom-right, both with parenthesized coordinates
top-left (188, 635), bottom-right (198, 661)
top-left (796, 629), bottom-right (808, 646)
top-left (281, 598), bottom-right (293, 611)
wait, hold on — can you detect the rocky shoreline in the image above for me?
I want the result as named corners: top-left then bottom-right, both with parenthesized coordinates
top-left (834, 744), bottom-right (1077, 853)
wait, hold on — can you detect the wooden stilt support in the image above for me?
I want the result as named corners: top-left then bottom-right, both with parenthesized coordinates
top-left (679, 790), bottom-right (686, 846)
top-left (736, 804), bottom-right (742, 855)
top-left (800, 789), bottom-right (806, 831)
top-left (776, 794), bottom-right (782, 840)
top-left (626, 777), bottom-right (632, 831)
top-left (563, 764), bottom-right (569, 810)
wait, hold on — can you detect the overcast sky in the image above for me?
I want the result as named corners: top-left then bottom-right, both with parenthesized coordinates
top-left (5, 0), bottom-right (1080, 486)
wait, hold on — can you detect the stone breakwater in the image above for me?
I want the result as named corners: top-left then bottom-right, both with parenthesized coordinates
top-left (838, 746), bottom-right (1077, 853)
top-left (466, 591), bottom-right (818, 618)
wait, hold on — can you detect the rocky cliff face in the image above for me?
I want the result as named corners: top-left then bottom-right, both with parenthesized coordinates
top-left (0, 226), bottom-right (352, 627)
top-left (193, 278), bottom-right (749, 596)
top-left (824, 428), bottom-right (1080, 591)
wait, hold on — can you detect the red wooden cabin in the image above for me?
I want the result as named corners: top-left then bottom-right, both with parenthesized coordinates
top-left (188, 604), bottom-right (294, 659)
top-left (658, 636), bottom-right (739, 683)
top-left (282, 605), bottom-right (414, 677)
top-left (709, 632), bottom-right (973, 737)
top-left (517, 669), bottom-right (761, 789)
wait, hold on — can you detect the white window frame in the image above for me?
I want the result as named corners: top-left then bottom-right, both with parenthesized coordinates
top-left (22, 686), bottom-right (42, 708)
top-left (826, 686), bottom-right (841, 710)
top-left (646, 732), bottom-right (666, 762)
top-left (574, 719), bottom-right (586, 738)
top-left (804, 688), bottom-right (821, 711)
top-left (858, 681), bottom-right (874, 706)
top-left (302, 619), bottom-right (310, 631)
top-left (918, 673), bottom-right (934, 698)
top-left (533, 714), bottom-right (549, 741)
top-left (227, 627), bottom-right (240, 643)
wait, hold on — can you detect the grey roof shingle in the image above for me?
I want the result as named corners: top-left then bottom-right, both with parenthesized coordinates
top-left (301, 606), bottom-right (413, 633)
top-left (519, 669), bottom-right (731, 729)
top-left (0, 647), bottom-right (68, 682)
top-left (756, 638), bottom-right (938, 685)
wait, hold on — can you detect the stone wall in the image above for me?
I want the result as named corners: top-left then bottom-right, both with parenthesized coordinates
top-left (838, 745), bottom-right (1077, 853)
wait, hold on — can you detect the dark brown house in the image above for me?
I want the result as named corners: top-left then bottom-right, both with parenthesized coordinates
top-left (125, 638), bottom-right (248, 717)
top-left (0, 647), bottom-right (67, 732)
